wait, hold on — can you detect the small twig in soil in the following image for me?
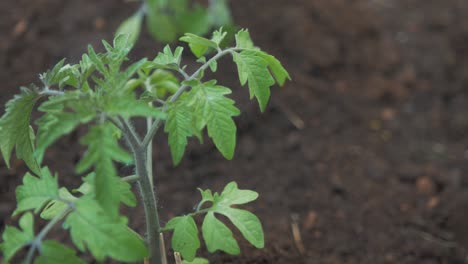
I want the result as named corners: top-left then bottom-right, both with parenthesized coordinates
top-left (407, 228), bottom-right (459, 248)
top-left (174, 252), bottom-right (182, 264)
top-left (291, 214), bottom-right (306, 255)
top-left (274, 100), bottom-right (305, 130)
top-left (160, 233), bottom-right (168, 264)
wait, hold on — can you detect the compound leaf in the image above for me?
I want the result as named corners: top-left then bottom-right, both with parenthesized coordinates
top-left (165, 215), bottom-right (200, 261)
top-left (202, 212), bottom-right (239, 255)
top-left (199, 182), bottom-right (264, 252)
top-left (65, 199), bottom-right (147, 262)
top-left (165, 100), bottom-right (193, 165)
top-left (76, 124), bottom-right (132, 217)
top-left (186, 81), bottom-right (240, 159)
top-left (35, 241), bottom-right (85, 264)
top-left (35, 93), bottom-right (95, 163)
top-left (255, 51), bottom-right (290, 86)
top-left (232, 50), bottom-right (275, 112)
top-left (0, 212), bottom-right (34, 263)
top-left (0, 89), bottom-right (41, 174)
top-left (103, 95), bottom-right (166, 119)
top-left (14, 167), bottom-right (59, 216)
top-left (76, 173), bottom-right (137, 208)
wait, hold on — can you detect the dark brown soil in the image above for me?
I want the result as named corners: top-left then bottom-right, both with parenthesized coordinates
top-left (2, 0), bottom-right (468, 263)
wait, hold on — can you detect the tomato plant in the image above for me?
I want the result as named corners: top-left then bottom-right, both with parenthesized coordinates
top-left (0, 28), bottom-right (289, 264)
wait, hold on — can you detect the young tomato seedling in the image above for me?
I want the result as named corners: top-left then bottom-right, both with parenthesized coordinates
top-left (0, 28), bottom-right (290, 264)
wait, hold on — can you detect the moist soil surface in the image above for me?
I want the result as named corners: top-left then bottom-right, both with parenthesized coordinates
top-left (2, 0), bottom-right (468, 263)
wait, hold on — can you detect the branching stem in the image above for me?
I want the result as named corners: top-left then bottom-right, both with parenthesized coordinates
top-left (122, 174), bottom-right (139, 182)
top-left (118, 47), bottom-right (242, 264)
top-left (141, 48), bottom-right (239, 147)
top-left (25, 207), bottom-right (72, 264)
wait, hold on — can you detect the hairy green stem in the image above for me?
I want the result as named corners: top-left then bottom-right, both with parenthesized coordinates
top-left (119, 117), bottom-right (142, 146)
top-left (115, 116), bottom-right (162, 264)
top-left (134, 146), bottom-right (162, 264)
top-left (122, 174), bottom-right (139, 182)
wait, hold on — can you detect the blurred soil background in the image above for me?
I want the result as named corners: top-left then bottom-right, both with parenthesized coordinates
top-left (2, 0), bottom-right (468, 263)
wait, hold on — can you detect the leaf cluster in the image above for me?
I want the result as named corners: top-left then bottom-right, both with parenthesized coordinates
top-left (117, 0), bottom-right (234, 44)
top-left (163, 182), bottom-right (263, 262)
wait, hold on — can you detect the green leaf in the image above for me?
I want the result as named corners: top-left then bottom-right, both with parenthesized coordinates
top-left (35, 112), bottom-right (81, 162)
top-left (254, 51), bottom-right (291, 86)
top-left (35, 241), bottom-right (85, 264)
top-left (35, 93), bottom-right (95, 163)
top-left (76, 124), bottom-right (132, 217)
top-left (211, 28), bottom-right (228, 46)
top-left (215, 207), bottom-right (264, 248)
top-left (146, 8), bottom-right (178, 42)
top-left (39, 59), bottom-right (65, 87)
top-left (186, 81), bottom-right (240, 159)
top-left (232, 50), bottom-right (275, 112)
top-left (235, 29), bottom-right (254, 49)
top-left (197, 188), bottom-right (214, 203)
top-left (0, 212), bottom-right (34, 263)
top-left (39, 60), bottom-right (81, 89)
top-left (209, 0), bottom-right (232, 28)
top-left (202, 212), bottom-right (239, 254)
top-left (216, 181), bottom-right (259, 206)
top-left (40, 188), bottom-right (77, 220)
top-left (176, 4), bottom-right (211, 37)
top-left (147, 69), bottom-right (180, 98)
top-left (14, 167), bottom-right (59, 216)
top-left (76, 123), bottom-right (132, 172)
top-left (103, 95), bottom-right (166, 119)
top-left (65, 199), bottom-right (148, 262)
top-left (76, 173), bottom-right (137, 207)
top-left (180, 33), bottom-right (218, 58)
top-left (153, 45), bottom-right (184, 69)
top-left (165, 100), bottom-right (192, 165)
top-left (199, 182), bottom-right (264, 251)
top-left (165, 215), bottom-right (200, 261)
top-left (183, 257), bottom-right (209, 264)
top-left (116, 12), bottom-right (143, 47)
top-left (87, 45), bottom-right (107, 76)
top-left (0, 89), bottom-right (41, 174)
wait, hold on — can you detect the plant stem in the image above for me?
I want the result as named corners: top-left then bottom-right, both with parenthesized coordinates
top-left (134, 145), bottom-right (162, 264)
top-left (39, 89), bottom-right (65, 96)
top-left (25, 207), bottom-right (72, 264)
top-left (116, 115), bottom-right (162, 264)
top-left (122, 174), bottom-right (139, 182)
top-left (146, 116), bottom-right (154, 187)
